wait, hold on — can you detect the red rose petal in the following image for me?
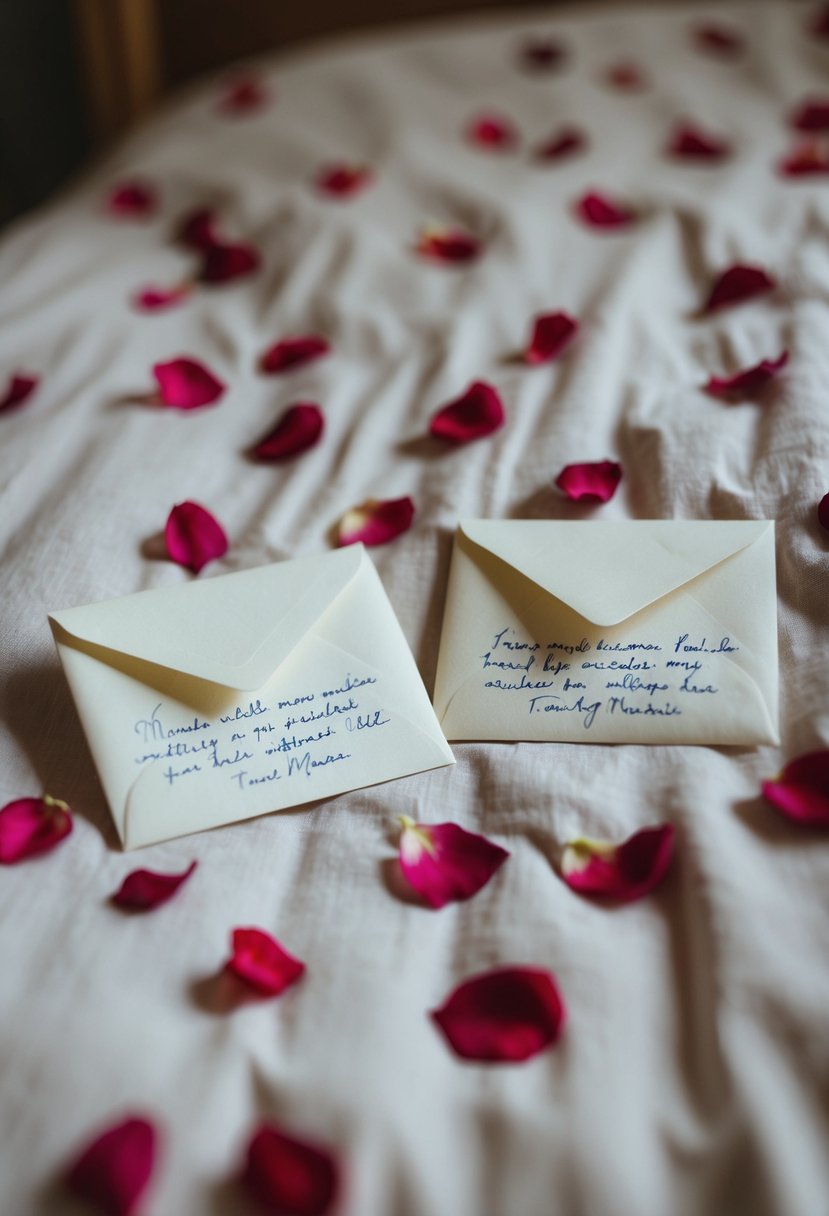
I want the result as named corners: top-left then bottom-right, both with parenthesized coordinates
top-left (667, 122), bottom-right (732, 161)
top-left (107, 181), bottom-right (157, 219)
top-left (694, 22), bottom-right (744, 56)
top-left (555, 460), bottom-right (622, 503)
top-left (242, 1122), bottom-right (340, 1216)
top-left (219, 77), bottom-right (269, 115)
top-left (199, 240), bottom-right (260, 284)
top-left (66, 1115), bottom-right (157, 1216)
top-left (398, 818), bottom-right (509, 910)
top-left (260, 335), bottom-right (331, 374)
top-left (703, 264), bottom-right (777, 313)
top-left (111, 861), bottom-right (197, 911)
top-left (164, 501), bottom-right (228, 573)
top-left (705, 351), bottom-right (789, 399)
top-left (336, 496), bottom-right (415, 547)
top-left (0, 372), bottom-right (38, 414)
top-left (254, 403), bottom-right (324, 461)
top-left (534, 127), bottom-right (587, 162)
top-left (604, 62), bottom-right (647, 91)
top-left (0, 796), bottom-right (72, 864)
top-left (431, 966), bottom-right (565, 1063)
top-left (575, 191), bottom-right (636, 229)
top-left (561, 824), bottom-right (675, 902)
top-left (525, 311), bottom-right (579, 364)
top-left (132, 284), bottom-right (192, 313)
top-left (177, 206), bottom-right (222, 251)
top-left (315, 163), bottom-right (373, 198)
top-left (519, 37), bottom-right (567, 72)
top-left (429, 380), bottom-right (505, 443)
top-left (414, 226), bottom-right (482, 264)
top-left (466, 113), bottom-right (519, 150)
top-left (152, 357), bottom-right (226, 409)
top-left (226, 927), bottom-right (306, 996)
top-left (791, 98), bottom-right (829, 133)
top-left (819, 492), bottom-right (829, 533)
top-left (779, 141), bottom-right (829, 177)
top-left (762, 750), bottom-right (829, 826)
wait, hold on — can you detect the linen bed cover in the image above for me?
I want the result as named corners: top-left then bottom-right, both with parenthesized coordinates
top-left (1, 1), bottom-right (829, 1213)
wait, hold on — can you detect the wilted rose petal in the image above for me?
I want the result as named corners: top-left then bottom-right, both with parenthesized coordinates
top-left (153, 357), bottom-right (225, 409)
top-left (414, 226), bottom-right (482, 264)
top-left (177, 206), bottom-right (221, 250)
top-left (429, 380), bottom-right (504, 443)
top-left (107, 181), bottom-right (157, 218)
top-left (132, 284), bottom-right (192, 312)
top-left (165, 501), bottom-right (228, 573)
top-left (466, 113), bottom-right (519, 150)
top-left (762, 750), bottom-right (829, 826)
top-left (694, 22), bottom-right (744, 55)
top-left (0, 796), bottom-right (72, 864)
top-left (705, 351), bottom-right (789, 399)
top-left (576, 191), bottom-right (637, 229)
top-left (703, 264), bottom-right (776, 313)
top-left (604, 62), bottom-right (647, 91)
top-left (525, 311), bottom-right (579, 364)
top-left (242, 1122), bottom-right (340, 1216)
top-left (431, 967), bottom-right (565, 1063)
top-left (219, 77), bottom-right (269, 115)
top-left (555, 460), bottom-right (622, 502)
top-left (199, 240), bottom-right (261, 284)
top-left (534, 127), bottom-right (587, 162)
top-left (0, 372), bottom-right (38, 414)
top-left (819, 491), bottom-right (829, 533)
top-left (111, 861), bottom-right (197, 911)
top-left (398, 817), bottom-right (509, 909)
top-left (779, 141), bottom-right (829, 177)
top-left (226, 927), bottom-right (306, 996)
top-left (790, 98), bottom-right (829, 133)
top-left (260, 335), bottom-right (331, 374)
top-left (66, 1115), bottom-right (157, 1216)
top-left (668, 122), bottom-right (732, 161)
top-left (336, 496), bottom-right (415, 547)
top-left (315, 163), bottom-right (373, 198)
top-left (254, 403), bottom-right (324, 461)
top-left (561, 824), bottom-right (675, 902)
top-left (519, 37), bottom-right (567, 72)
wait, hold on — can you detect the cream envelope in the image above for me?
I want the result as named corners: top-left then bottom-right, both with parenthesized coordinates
top-left (49, 546), bottom-right (454, 848)
top-left (433, 520), bottom-right (778, 746)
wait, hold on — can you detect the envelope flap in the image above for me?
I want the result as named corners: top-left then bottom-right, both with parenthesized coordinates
top-left (49, 546), bottom-right (365, 691)
top-left (460, 520), bottom-right (772, 626)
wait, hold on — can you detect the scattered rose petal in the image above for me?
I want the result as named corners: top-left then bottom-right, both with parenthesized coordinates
top-left (152, 357), bottom-right (225, 409)
top-left (431, 967), bottom-right (565, 1063)
top-left (0, 796), bottom-right (72, 864)
top-left (132, 284), bottom-right (192, 313)
top-left (199, 240), bottom-right (261, 284)
top-left (429, 380), bottom-right (504, 443)
top-left (164, 501), bottom-right (228, 573)
top-left (525, 311), bottom-right (579, 364)
top-left (575, 191), bottom-right (637, 229)
top-left (555, 460), bottom-right (622, 503)
top-left (219, 77), bottom-right (269, 115)
top-left (336, 497), bottom-right (415, 547)
top-left (414, 226), bottom-right (482, 264)
top-left (762, 750), bottom-right (829, 826)
top-left (315, 163), bottom-right (372, 198)
top-left (0, 372), bottom-right (38, 414)
top-left (819, 492), bottom-right (829, 533)
top-left (534, 127), bottom-right (587, 162)
top-left (604, 62), bottom-right (647, 91)
top-left (111, 861), bottom-right (197, 911)
top-left (667, 122), bottom-right (732, 161)
top-left (811, 5), bottom-right (829, 38)
top-left (242, 1122), bottom-right (340, 1216)
top-left (225, 927), bottom-right (306, 996)
top-left (694, 22), bottom-right (744, 56)
top-left (398, 818), bottom-right (509, 909)
top-left (779, 140), bottom-right (829, 177)
top-left (790, 98), bottom-right (829, 133)
top-left (66, 1115), bottom-right (157, 1216)
top-left (703, 264), bottom-right (776, 313)
top-left (705, 351), bottom-right (789, 399)
top-left (177, 206), bottom-right (221, 250)
top-left (466, 113), bottom-right (518, 150)
top-left (519, 37), bottom-right (567, 72)
top-left (107, 181), bottom-right (157, 219)
top-left (253, 403), bottom-right (324, 461)
top-left (561, 824), bottom-right (675, 902)
top-left (260, 335), bottom-right (331, 374)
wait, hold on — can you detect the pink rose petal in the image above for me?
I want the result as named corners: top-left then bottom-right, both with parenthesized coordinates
top-left (779, 141), bottom-right (829, 177)
top-left (555, 460), bottom-right (622, 503)
top-left (0, 796), bottom-right (72, 864)
top-left (705, 351), bottom-right (789, 399)
top-left (466, 113), bottom-right (519, 151)
top-left (242, 1122), bottom-right (340, 1216)
top-left (0, 372), bottom-right (38, 414)
top-left (429, 380), bottom-right (505, 443)
top-left (226, 927), bottom-right (306, 996)
top-left (762, 750), bottom-right (829, 826)
top-left (315, 163), bottom-right (373, 198)
top-left (336, 496), bottom-right (415, 547)
top-left (525, 311), bottom-right (579, 364)
top-left (153, 357), bottom-right (226, 409)
top-left (132, 284), bottom-right (192, 313)
top-left (703, 264), bottom-right (776, 313)
top-left (431, 966), bottom-right (565, 1063)
top-left (219, 77), bottom-right (269, 115)
top-left (519, 37), bottom-right (567, 72)
top-left (254, 403), bottom-right (324, 461)
top-left (414, 226), bottom-right (482, 264)
top-left (260, 335), bottom-right (331, 374)
top-left (575, 191), bottom-right (637, 229)
top-left (791, 98), bottom-right (829, 133)
top-left (819, 492), bottom-right (829, 533)
top-left (561, 824), bottom-right (675, 902)
top-left (66, 1115), bottom-right (157, 1216)
top-left (398, 818), bottom-right (509, 909)
top-left (534, 127), bottom-right (587, 162)
top-left (111, 861), bottom-right (197, 911)
top-left (667, 122), bottom-right (732, 161)
top-left (177, 206), bottom-right (222, 251)
top-left (199, 240), bottom-right (261, 284)
top-left (107, 181), bottom-right (157, 219)
top-left (694, 22), bottom-right (744, 56)
top-left (164, 501), bottom-right (228, 573)
top-left (604, 62), bottom-right (647, 91)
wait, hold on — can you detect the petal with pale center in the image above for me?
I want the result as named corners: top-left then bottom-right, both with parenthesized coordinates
top-left (242, 1122), bottom-right (340, 1216)
top-left (65, 1115), bottom-right (158, 1216)
top-left (429, 381), bottom-right (505, 443)
top-left (226, 927), bottom-right (306, 996)
top-left (431, 967), bottom-right (566, 1063)
top-left (164, 502), bottom-right (228, 573)
top-left (152, 357), bottom-right (225, 409)
top-left (0, 796), bottom-right (72, 864)
top-left (561, 824), bottom-right (675, 902)
top-left (336, 497), bottom-right (415, 547)
top-left (762, 750), bottom-right (829, 826)
top-left (555, 460), bottom-right (622, 503)
top-left (254, 403), bottom-right (324, 461)
top-left (111, 861), bottom-right (197, 911)
top-left (398, 817), bottom-right (509, 909)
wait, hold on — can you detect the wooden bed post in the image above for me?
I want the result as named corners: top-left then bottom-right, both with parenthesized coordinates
top-left (73, 0), bottom-right (163, 145)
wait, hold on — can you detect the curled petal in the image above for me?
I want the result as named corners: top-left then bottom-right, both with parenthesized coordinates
top-left (703, 264), bottom-right (776, 313)
top-left (315, 163), bottom-right (373, 197)
top-left (199, 241), bottom-right (260, 284)
top-left (705, 351), bottom-right (789, 399)
top-left (555, 460), bottom-right (622, 503)
top-left (219, 77), bottom-right (269, 115)
top-left (66, 1115), bottom-right (157, 1216)
top-left (177, 206), bottom-right (222, 250)
top-left (0, 796), bottom-right (72, 864)
top-left (466, 113), bottom-right (519, 150)
top-left (242, 1122), bottom-right (340, 1216)
top-left (111, 861), bottom-right (197, 911)
top-left (429, 380), bottom-right (505, 443)
top-left (694, 22), bottom-right (744, 56)
top-left (132, 284), bottom-right (191, 312)
top-left (226, 927), bottom-right (306, 996)
top-left (525, 311), bottom-right (579, 364)
top-left (107, 181), bottom-right (157, 218)
top-left (779, 141), bottom-right (829, 177)
top-left (398, 817), bottom-right (509, 909)
top-left (164, 501), bottom-right (228, 573)
top-left (604, 62), bottom-right (647, 91)
top-left (762, 750), bottom-right (829, 826)
top-left (153, 357), bottom-right (225, 409)
top-left (790, 98), bottom-right (829, 133)
top-left (667, 122), bottom-right (731, 161)
top-left (519, 37), bottom-right (567, 72)
top-left (561, 824), bottom-right (675, 902)
top-left (819, 492), bottom-right (829, 533)
top-left (575, 191), bottom-right (636, 229)
top-left (0, 372), bottom-right (38, 414)
top-left (534, 127), bottom-right (587, 162)
top-left (260, 335), bottom-right (330, 374)
top-left (431, 967), bottom-right (565, 1063)
top-left (414, 226), bottom-right (482, 264)
top-left (254, 403), bottom-right (324, 461)
top-left (336, 496), bottom-right (415, 547)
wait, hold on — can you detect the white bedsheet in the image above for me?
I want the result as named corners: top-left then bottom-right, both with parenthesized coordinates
top-left (2, 3), bottom-right (829, 1213)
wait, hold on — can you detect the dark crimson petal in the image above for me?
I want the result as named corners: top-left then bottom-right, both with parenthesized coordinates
top-left (431, 967), bottom-right (565, 1063)
top-left (667, 122), bottom-right (732, 161)
top-left (200, 241), bottom-right (261, 284)
top-left (429, 380), bottom-right (505, 443)
top-left (219, 77), bottom-right (269, 115)
top-left (242, 1122), bottom-right (340, 1216)
top-left (164, 501), bottom-right (228, 573)
top-left (0, 372), bottom-right (38, 414)
top-left (575, 191), bottom-right (636, 229)
top-left (132, 284), bottom-right (191, 313)
top-left (819, 492), bottom-right (829, 533)
top-left (260, 336), bottom-right (331, 374)
top-left (336, 497), bottom-right (415, 547)
top-left (177, 206), bottom-right (222, 250)
top-left (519, 37), bottom-right (567, 72)
top-left (226, 927), bottom-right (306, 996)
top-left (315, 163), bottom-right (373, 198)
top-left (779, 141), bottom-right (829, 177)
top-left (705, 351), bottom-right (789, 399)
top-left (0, 796), bottom-right (72, 864)
top-left (561, 824), bottom-right (675, 902)
top-left (604, 62), bottom-right (647, 90)
top-left (66, 1115), bottom-right (157, 1216)
top-left (414, 227), bottom-right (482, 264)
top-left (811, 5), bottom-right (829, 38)
top-left (694, 22), bottom-right (744, 55)
top-left (762, 750), bottom-right (829, 826)
top-left (555, 460), bottom-right (622, 503)
top-left (534, 127), bottom-right (587, 162)
top-left (107, 181), bottom-right (157, 218)
top-left (398, 818), bottom-right (509, 909)
top-left (790, 99), bottom-right (829, 133)
top-left (703, 264), bottom-right (776, 313)
top-left (153, 357), bottom-right (225, 409)
top-left (525, 311), bottom-right (579, 364)
top-left (111, 861), bottom-right (197, 911)
top-left (466, 113), bottom-right (519, 150)
top-left (254, 403), bottom-right (324, 461)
